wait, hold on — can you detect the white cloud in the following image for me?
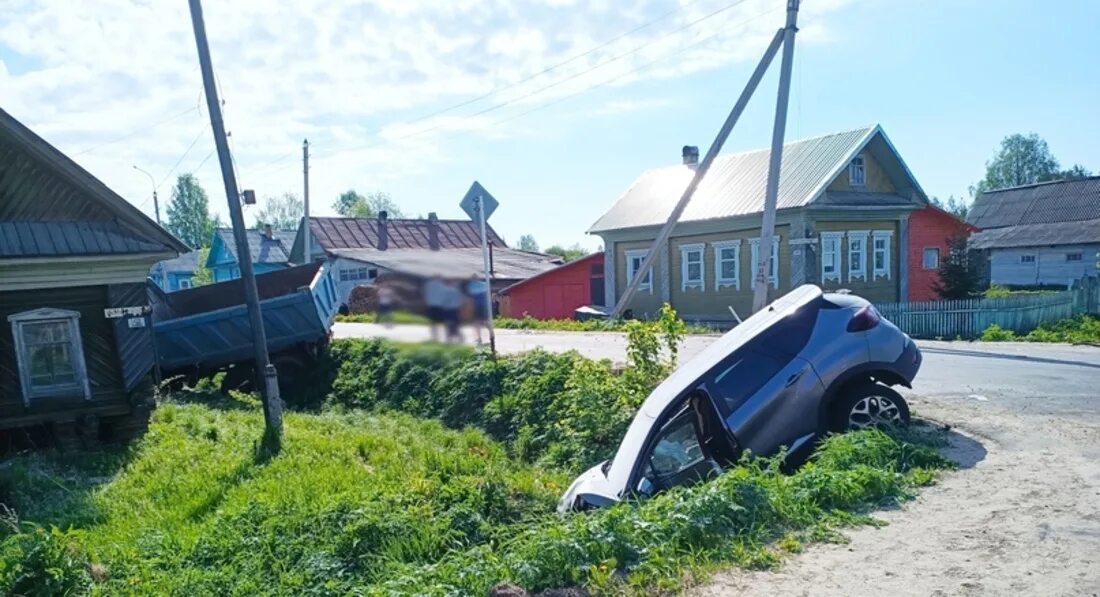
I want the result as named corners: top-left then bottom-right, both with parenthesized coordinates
top-left (0, 0), bottom-right (850, 225)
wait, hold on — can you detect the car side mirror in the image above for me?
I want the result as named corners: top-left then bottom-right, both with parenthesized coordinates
top-left (635, 477), bottom-right (654, 496)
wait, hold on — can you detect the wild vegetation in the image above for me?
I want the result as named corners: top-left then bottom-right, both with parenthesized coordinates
top-left (0, 307), bottom-right (953, 595)
top-left (980, 314), bottom-right (1100, 344)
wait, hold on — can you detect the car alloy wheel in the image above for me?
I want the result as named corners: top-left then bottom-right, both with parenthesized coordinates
top-left (847, 394), bottom-right (902, 429)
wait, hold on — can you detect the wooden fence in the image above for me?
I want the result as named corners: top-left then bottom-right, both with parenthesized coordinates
top-left (877, 277), bottom-right (1100, 339)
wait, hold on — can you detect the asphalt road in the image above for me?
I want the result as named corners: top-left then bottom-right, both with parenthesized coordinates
top-left (333, 322), bottom-right (1100, 420)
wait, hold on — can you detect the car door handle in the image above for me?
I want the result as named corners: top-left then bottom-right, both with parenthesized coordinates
top-left (785, 370), bottom-right (804, 387)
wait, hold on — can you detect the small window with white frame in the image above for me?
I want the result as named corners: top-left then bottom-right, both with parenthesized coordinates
top-left (625, 249), bottom-right (653, 293)
top-left (1020, 254), bottom-right (1036, 264)
top-left (872, 230), bottom-right (893, 279)
top-left (849, 156), bottom-right (866, 187)
top-left (820, 232), bottom-right (843, 282)
top-left (922, 247), bottom-right (940, 270)
top-left (178, 278), bottom-right (192, 290)
top-left (8, 308), bottom-right (91, 406)
top-left (712, 240), bottom-right (741, 290)
top-left (749, 236), bottom-right (780, 288)
top-left (679, 243), bottom-right (705, 291)
top-left (847, 230), bottom-right (869, 281)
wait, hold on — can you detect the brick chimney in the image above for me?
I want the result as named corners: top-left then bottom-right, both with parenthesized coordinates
top-left (427, 212), bottom-right (440, 251)
top-left (682, 145), bottom-right (699, 166)
top-left (377, 210), bottom-right (388, 251)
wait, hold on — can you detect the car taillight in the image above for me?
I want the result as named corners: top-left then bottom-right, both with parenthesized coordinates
top-left (847, 305), bottom-right (881, 332)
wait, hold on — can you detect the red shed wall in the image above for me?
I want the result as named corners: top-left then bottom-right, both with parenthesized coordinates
top-left (503, 254), bottom-right (600, 319)
top-left (907, 206), bottom-right (973, 302)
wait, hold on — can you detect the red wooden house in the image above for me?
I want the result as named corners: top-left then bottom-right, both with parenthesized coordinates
top-left (499, 253), bottom-right (604, 319)
top-left (906, 205), bottom-right (978, 302)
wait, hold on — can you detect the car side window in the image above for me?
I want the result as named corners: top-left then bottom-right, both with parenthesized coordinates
top-left (708, 350), bottom-right (785, 414)
top-left (646, 414), bottom-right (705, 479)
top-left (756, 303), bottom-right (820, 357)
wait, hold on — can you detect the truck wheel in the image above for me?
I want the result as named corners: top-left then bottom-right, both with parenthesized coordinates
top-left (831, 384), bottom-right (910, 432)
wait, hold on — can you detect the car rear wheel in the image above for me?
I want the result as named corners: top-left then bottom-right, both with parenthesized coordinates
top-left (831, 383), bottom-right (910, 432)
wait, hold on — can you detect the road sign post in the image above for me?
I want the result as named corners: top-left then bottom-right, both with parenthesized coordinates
top-left (461, 181), bottom-right (499, 356)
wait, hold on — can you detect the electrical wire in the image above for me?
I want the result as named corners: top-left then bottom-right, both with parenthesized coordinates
top-left (72, 105), bottom-right (198, 157)
top-left (157, 126), bottom-right (208, 188)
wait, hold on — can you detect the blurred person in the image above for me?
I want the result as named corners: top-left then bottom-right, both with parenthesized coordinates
top-left (441, 280), bottom-right (465, 343)
top-left (376, 282), bottom-right (396, 327)
top-left (466, 275), bottom-right (490, 344)
top-left (423, 275), bottom-right (448, 342)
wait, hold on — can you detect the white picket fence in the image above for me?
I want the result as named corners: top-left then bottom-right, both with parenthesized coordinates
top-left (877, 277), bottom-right (1100, 339)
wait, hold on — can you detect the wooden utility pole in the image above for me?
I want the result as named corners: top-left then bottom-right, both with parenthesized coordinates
top-left (302, 139), bottom-right (310, 264)
top-left (752, 0), bottom-right (800, 313)
top-left (187, 0), bottom-right (282, 439)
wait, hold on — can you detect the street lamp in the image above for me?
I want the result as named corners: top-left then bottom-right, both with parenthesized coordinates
top-left (133, 165), bottom-right (161, 225)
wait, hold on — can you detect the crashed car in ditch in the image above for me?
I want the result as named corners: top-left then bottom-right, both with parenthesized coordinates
top-left (558, 284), bottom-right (921, 512)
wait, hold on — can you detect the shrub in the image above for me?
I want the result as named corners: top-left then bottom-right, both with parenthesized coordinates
top-left (980, 323), bottom-right (1016, 341)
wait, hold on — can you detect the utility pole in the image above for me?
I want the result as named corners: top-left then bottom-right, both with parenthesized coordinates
top-left (475, 195), bottom-right (497, 355)
top-left (187, 0), bottom-right (282, 440)
top-left (608, 27), bottom-right (786, 319)
top-left (133, 165), bottom-right (160, 225)
top-left (302, 139), bottom-right (310, 264)
top-left (752, 0), bottom-right (800, 313)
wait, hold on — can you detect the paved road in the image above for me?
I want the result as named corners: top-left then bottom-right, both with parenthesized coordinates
top-left (333, 322), bottom-right (1100, 420)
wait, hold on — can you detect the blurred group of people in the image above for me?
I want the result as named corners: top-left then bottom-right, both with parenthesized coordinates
top-left (419, 275), bottom-right (491, 344)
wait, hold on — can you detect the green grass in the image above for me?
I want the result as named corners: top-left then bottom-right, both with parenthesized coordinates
top-left (980, 314), bottom-right (1100, 344)
top-left (495, 316), bottom-right (717, 334)
top-left (336, 311), bottom-right (431, 325)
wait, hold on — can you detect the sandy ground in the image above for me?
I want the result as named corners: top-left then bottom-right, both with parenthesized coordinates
top-left (691, 395), bottom-right (1100, 597)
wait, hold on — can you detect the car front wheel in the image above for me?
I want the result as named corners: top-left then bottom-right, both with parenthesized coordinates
top-left (831, 383), bottom-right (910, 432)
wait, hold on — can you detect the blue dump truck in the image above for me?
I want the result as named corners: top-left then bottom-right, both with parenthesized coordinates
top-left (149, 262), bottom-right (341, 393)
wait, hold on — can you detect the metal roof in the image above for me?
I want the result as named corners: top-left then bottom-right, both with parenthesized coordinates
top-left (307, 216), bottom-right (504, 253)
top-left (499, 252), bottom-right (603, 294)
top-left (588, 126), bottom-right (925, 233)
top-left (967, 177), bottom-right (1100, 230)
top-left (151, 250), bottom-right (201, 274)
top-left (332, 247), bottom-right (560, 280)
top-left (214, 228), bottom-right (296, 265)
top-left (969, 218), bottom-right (1100, 250)
top-left (0, 221), bottom-right (168, 258)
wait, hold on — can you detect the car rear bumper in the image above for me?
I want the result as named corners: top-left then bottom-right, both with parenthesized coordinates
top-left (894, 336), bottom-right (922, 386)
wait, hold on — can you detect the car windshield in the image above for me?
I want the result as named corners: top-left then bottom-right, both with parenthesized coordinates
top-left (648, 415), bottom-right (704, 477)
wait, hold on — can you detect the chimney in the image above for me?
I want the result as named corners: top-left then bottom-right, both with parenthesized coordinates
top-left (682, 145), bottom-right (699, 166)
top-left (378, 210), bottom-right (389, 251)
top-left (263, 224), bottom-right (273, 240)
top-left (427, 212), bottom-right (440, 251)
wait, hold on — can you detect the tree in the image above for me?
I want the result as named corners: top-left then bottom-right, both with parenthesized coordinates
top-left (973, 133), bottom-right (1060, 195)
top-left (516, 234), bottom-right (539, 252)
top-left (191, 246), bottom-right (213, 287)
top-left (929, 195), bottom-right (970, 219)
top-left (932, 234), bottom-right (981, 300)
top-left (332, 190), bottom-right (403, 218)
top-left (545, 243), bottom-right (590, 261)
top-left (254, 192), bottom-right (303, 230)
top-left (1057, 164), bottom-right (1093, 181)
top-left (165, 173), bottom-right (218, 249)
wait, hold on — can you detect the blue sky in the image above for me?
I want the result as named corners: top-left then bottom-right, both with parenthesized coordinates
top-left (1, 0), bottom-right (1097, 251)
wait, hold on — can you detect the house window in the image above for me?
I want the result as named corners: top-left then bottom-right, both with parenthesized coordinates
top-left (1020, 254), bottom-right (1036, 264)
top-left (178, 278), bottom-right (192, 290)
top-left (625, 249), bottom-right (653, 293)
top-left (749, 236), bottom-right (780, 288)
top-left (820, 232), bottom-right (843, 282)
top-left (339, 267), bottom-right (377, 282)
top-left (1066, 252), bottom-right (1083, 262)
top-left (847, 230), bottom-right (869, 282)
top-left (922, 247), bottom-right (940, 270)
top-left (849, 157), bottom-right (866, 187)
top-left (8, 308), bottom-right (91, 406)
top-left (872, 230), bottom-right (893, 279)
top-left (712, 240), bottom-right (741, 290)
top-left (679, 243), bottom-right (705, 291)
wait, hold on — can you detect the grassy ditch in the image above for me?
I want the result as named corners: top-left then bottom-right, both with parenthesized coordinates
top-left (494, 316), bottom-right (717, 335)
top-left (980, 314), bottom-right (1100, 344)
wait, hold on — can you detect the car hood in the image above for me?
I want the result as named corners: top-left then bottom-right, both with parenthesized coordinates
top-left (557, 461), bottom-right (619, 513)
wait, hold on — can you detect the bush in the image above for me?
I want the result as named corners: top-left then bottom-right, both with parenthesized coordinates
top-left (980, 323), bottom-right (1016, 341)
top-left (980, 315), bottom-right (1100, 344)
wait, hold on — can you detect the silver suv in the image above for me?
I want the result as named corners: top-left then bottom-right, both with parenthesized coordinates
top-left (559, 284), bottom-right (921, 512)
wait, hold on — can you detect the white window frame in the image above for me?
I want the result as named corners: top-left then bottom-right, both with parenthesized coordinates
top-left (178, 278), bottom-right (192, 290)
top-left (922, 247), bottom-right (940, 270)
top-left (872, 230), bottom-right (893, 280)
top-left (712, 240), bottom-right (742, 290)
top-left (679, 243), bottom-right (705, 291)
top-left (749, 236), bottom-right (780, 288)
top-left (8, 308), bottom-right (91, 406)
top-left (625, 249), bottom-right (653, 293)
top-left (847, 230), bottom-right (869, 282)
top-left (820, 232), bottom-right (844, 282)
top-left (849, 156), bottom-right (866, 187)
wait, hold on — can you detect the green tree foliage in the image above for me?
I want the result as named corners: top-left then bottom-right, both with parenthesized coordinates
top-left (1057, 163), bottom-right (1093, 180)
top-left (191, 246), bottom-right (213, 287)
top-left (928, 195), bottom-right (970, 219)
top-left (253, 192), bottom-right (303, 230)
top-left (332, 190), bottom-right (403, 218)
top-left (932, 234), bottom-right (981, 299)
top-left (972, 133), bottom-right (1094, 196)
top-left (516, 234), bottom-right (539, 252)
top-left (165, 174), bottom-right (218, 248)
top-left (544, 243), bottom-right (589, 261)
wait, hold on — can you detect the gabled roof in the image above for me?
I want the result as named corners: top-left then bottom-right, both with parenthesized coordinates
top-left (500, 253), bottom-right (602, 294)
top-left (291, 216), bottom-right (506, 262)
top-left (0, 107), bottom-right (187, 256)
top-left (966, 176), bottom-right (1100, 230)
top-left (588, 125), bottom-right (926, 233)
top-left (969, 218), bottom-right (1100, 250)
top-left (333, 247), bottom-right (560, 280)
top-left (212, 228), bottom-right (296, 266)
top-left (151, 250), bottom-right (202, 274)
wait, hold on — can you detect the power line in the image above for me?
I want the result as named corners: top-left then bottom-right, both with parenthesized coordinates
top-left (72, 105), bottom-right (199, 157)
top-left (157, 125), bottom-right (208, 188)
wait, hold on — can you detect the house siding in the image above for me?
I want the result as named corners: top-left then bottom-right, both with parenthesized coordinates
top-left (614, 239), bottom-right (665, 318)
top-left (989, 245), bottom-right (1100, 287)
top-left (907, 207), bottom-right (972, 301)
top-left (826, 150), bottom-right (897, 194)
top-left (501, 254), bottom-right (601, 320)
top-left (813, 220), bottom-right (900, 304)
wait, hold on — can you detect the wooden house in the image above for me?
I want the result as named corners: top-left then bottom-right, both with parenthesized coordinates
top-left (0, 108), bottom-right (187, 448)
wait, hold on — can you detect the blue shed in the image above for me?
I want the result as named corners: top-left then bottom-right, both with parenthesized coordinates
top-left (208, 225), bottom-right (296, 283)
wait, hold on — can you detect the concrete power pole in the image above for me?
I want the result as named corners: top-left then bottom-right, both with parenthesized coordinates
top-left (187, 0), bottom-right (283, 440)
top-left (302, 139), bottom-right (310, 264)
top-left (132, 165), bottom-right (160, 225)
top-left (752, 0), bottom-right (800, 313)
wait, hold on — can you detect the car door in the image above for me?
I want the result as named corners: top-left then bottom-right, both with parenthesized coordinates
top-left (634, 409), bottom-right (722, 496)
